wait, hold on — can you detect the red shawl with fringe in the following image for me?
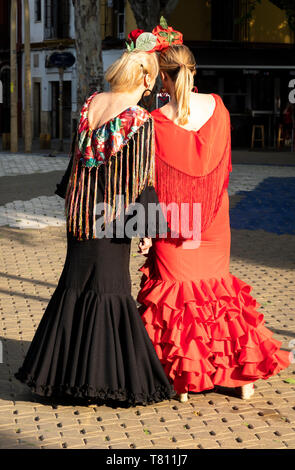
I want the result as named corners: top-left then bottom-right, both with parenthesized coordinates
top-left (151, 93), bottom-right (232, 236)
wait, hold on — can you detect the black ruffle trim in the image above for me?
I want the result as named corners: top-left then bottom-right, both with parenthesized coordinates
top-left (14, 369), bottom-right (176, 407)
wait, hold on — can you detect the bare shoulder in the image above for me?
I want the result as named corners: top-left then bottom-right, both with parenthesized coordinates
top-left (191, 92), bottom-right (217, 109)
top-left (89, 91), bottom-right (109, 109)
top-left (87, 92), bottom-right (111, 127)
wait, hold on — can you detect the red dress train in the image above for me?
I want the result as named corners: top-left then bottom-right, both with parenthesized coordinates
top-left (137, 93), bottom-right (290, 394)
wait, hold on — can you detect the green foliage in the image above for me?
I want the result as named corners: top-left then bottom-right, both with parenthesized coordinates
top-left (266, 0), bottom-right (295, 31)
top-left (236, 0), bottom-right (295, 32)
top-left (160, 15), bottom-right (168, 29)
top-left (125, 41), bottom-right (135, 52)
top-left (234, 0), bottom-right (262, 25)
top-left (158, 30), bottom-right (179, 44)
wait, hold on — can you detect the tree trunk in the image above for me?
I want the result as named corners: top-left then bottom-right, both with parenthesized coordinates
top-left (72, 0), bottom-right (104, 114)
top-left (24, 0), bottom-right (32, 153)
top-left (10, 0), bottom-right (18, 152)
top-left (128, 0), bottom-right (179, 31)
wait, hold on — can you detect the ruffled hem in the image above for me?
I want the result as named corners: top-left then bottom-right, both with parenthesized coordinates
top-left (14, 286), bottom-right (175, 406)
top-left (14, 370), bottom-right (174, 406)
top-left (137, 259), bottom-right (291, 394)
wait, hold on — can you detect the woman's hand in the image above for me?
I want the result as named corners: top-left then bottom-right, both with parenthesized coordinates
top-left (138, 237), bottom-right (152, 255)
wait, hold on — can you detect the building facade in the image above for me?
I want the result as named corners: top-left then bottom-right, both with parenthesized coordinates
top-left (166, 0), bottom-right (295, 148)
top-left (0, 0), bottom-right (129, 143)
top-left (0, 0), bottom-right (13, 136)
top-left (0, 0), bottom-right (294, 149)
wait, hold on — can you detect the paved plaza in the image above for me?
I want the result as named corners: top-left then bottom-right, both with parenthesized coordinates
top-left (0, 150), bottom-right (294, 449)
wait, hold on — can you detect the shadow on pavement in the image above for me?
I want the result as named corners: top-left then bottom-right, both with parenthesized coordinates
top-left (267, 327), bottom-right (295, 339)
top-left (230, 177), bottom-right (295, 235)
top-left (1, 336), bottom-right (176, 410)
top-left (230, 227), bottom-right (295, 270)
top-left (0, 171), bottom-right (67, 206)
top-left (0, 430), bottom-right (40, 449)
top-left (0, 333), bottom-right (292, 411)
top-left (0, 225), bottom-right (66, 249)
top-left (0, 271), bottom-right (58, 289)
top-left (230, 177), bottom-right (295, 269)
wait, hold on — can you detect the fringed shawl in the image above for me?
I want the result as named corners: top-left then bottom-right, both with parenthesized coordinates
top-left (63, 92), bottom-right (155, 240)
top-left (151, 93), bottom-right (232, 236)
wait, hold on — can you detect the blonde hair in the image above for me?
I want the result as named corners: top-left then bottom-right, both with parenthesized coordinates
top-left (159, 45), bottom-right (196, 125)
top-left (105, 49), bottom-right (159, 92)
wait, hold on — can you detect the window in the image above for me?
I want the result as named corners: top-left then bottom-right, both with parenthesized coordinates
top-left (197, 73), bottom-right (219, 95)
top-left (0, 0), bottom-right (11, 49)
top-left (33, 54), bottom-right (39, 68)
top-left (45, 0), bottom-right (52, 32)
top-left (114, 0), bottom-right (125, 40)
top-left (0, 68), bottom-right (10, 133)
top-left (252, 75), bottom-right (274, 111)
top-left (35, 0), bottom-right (41, 22)
top-left (45, 0), bottom-right (70, 39)
top-left (51, 81), bottom-right (72, 138)
top-left (211, 0), bottom-right (244, 41)
top-left (211, 0), bottom-right (234, 40)
top-left (223, 75), bottom-right (248, 113)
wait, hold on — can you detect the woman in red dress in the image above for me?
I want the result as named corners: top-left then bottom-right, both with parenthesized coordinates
top-left (138, 44), bottom-right (291, 402)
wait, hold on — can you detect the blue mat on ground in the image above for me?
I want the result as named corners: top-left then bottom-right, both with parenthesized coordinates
top-left (229, 177), bottom-right (295, 235)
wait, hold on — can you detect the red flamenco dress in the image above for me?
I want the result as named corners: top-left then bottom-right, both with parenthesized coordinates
top-left (137, 93), bottom-right (291, 395)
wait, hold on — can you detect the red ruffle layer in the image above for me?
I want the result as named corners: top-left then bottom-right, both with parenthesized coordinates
top-left (137, 260), bottom-right (291, 394)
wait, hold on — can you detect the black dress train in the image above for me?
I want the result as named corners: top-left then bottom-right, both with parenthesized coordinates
top-left (14, 118), bottom-right (175, 406)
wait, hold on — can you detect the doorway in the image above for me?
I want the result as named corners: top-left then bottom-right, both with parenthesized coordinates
top-left (33, 81), bottom-right (41, 138)
top-left (51, 80), bottom-right (72, 139)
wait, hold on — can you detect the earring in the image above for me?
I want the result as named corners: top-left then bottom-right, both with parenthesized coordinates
top-left (142, 88), bottom-right (152, 97)
top-left (157, 88), bottom-right (170, 108)
top-left (140, 88), bottom-right (154, 110)
top-left (141, 88), bottom-right (153, 101)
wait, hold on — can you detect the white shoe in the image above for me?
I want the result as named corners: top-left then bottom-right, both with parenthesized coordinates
top-left (237, 383), bottom-right (255, 400)
top-left (179, 393), bottom-right (188, 403)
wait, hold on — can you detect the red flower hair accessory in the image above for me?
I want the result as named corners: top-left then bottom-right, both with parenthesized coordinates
top-left (128, 28), bottom-right (145, 43)
top-left (126, 29), bottom-right (158, 53)
top-left (152, 17), bottom-right (183, 52)
top-left (126, 18), bottom-right (183, 54)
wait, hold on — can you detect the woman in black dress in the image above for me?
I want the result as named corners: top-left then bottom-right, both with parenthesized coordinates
top-left (15, 47), bottom-right (175, 407)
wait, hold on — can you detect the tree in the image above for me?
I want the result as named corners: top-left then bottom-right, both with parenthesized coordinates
top-left (72, 0), bottom-right (104, 113)
top-left (10, 0), bottom-right (18, 152)
top-left (235, 0), bottom-right (295, 34)
top-left (128, 0), bottom-right (179, 31)
top-left (24, 0), bottom-right (32, 153)
top-left (269, 0), bottom-right (295, 32)
top-left (71, 0), bottom-right (180, 115)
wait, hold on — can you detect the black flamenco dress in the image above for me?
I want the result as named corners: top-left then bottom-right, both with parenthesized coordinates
top-left (14, 93), bottom-right (175, 406)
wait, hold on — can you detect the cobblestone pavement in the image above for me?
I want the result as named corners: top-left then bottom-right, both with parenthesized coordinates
top-left (0, 152), bottom-right (294, 449)
top-left (0, 152), bottom-right (295, 229)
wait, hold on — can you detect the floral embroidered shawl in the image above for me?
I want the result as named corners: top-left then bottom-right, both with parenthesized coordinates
top-left (64, 92), bottom-right (155, 240)
top-left (76, 91), bottom-right (153, 168)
